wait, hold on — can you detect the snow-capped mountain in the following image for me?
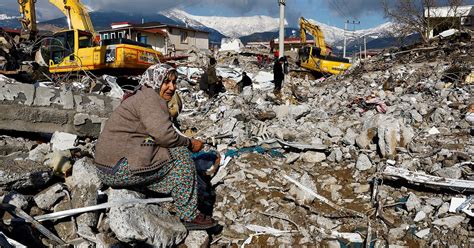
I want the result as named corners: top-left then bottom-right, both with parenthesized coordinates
top-left (162, 9), bottom-right (287, 38)
top-left (162, 9), bottom-right (394, 46)
top-left (0, 9), bottom-right (20, 29)
top-left (0, 14), bottom-right (18, 20)
top-left (306, 18), bottom-right (395, 45)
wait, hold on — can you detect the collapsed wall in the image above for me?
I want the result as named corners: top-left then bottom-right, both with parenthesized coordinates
top-left (0, 76), bottom-right (120, 137)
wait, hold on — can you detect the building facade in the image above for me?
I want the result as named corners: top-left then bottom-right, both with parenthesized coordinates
top-left (425, 5), bottom-right (473, 38)
top-left (98, 22), bottom-right (209, 56)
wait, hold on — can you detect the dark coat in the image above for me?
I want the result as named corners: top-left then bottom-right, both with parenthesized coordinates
top-left (207, 64), bottom-right (218, 85)
top-left (241, 75), bottom-right (252, 88)
top-left (273, 60), bottom-right (284, 82)
top-left (199, 72), bottom-right (208, 91)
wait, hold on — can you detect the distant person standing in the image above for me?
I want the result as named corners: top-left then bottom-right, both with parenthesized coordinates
top-left (273, 57), bottom-right (285, 94)
top-left (270, 39), bottom-right (275, 53)
top-left (207, 57), bottom-right (218, 98)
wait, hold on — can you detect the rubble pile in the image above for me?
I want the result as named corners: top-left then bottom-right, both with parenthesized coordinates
top-left (0, 30), bottom-right (47, 82)
top-left (173, 31), bottom-right (473, 247)
top-left (0, 31), bottom-right (472, 247)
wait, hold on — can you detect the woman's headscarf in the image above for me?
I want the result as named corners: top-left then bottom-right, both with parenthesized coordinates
top-left (139, 63), bottom-right (176, 90)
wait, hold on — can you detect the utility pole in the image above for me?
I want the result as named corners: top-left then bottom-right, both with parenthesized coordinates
top-left (343, 20), bottom-right (348, 58)
top-left (351, 21), bottom-right (360, 60)
top-left (344, 20), bottom-right (359, 59)
top-left (278, 0), bottom-right (285, 58)
top-left (363, 35), bottom-right (367, 59)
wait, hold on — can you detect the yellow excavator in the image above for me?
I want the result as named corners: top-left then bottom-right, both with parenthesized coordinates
top-left (298, 17), bottom-right (351, 75)
top-left (18, 0), bottom-right (163, 76)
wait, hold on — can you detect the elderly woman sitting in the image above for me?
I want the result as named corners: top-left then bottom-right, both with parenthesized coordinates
top-left (94, 64), bottom-right (217, 230)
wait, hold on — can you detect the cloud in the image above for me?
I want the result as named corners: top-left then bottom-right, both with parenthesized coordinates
top-left (322, 0), bottom-right (384, 19)
top-left (322, 0), bottom-right (472, 20)
top-left (4, 0), bottom-right (304, 24)
top-left (5, 0), bottom-right (470, 23)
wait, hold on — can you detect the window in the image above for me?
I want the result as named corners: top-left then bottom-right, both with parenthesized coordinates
top-left (51, 30), bottom-right (75, 64)
top-left (103, 33), bottom-right (109, 40)
top-left (111, 33), bottom-right (116, 39)
top-left (118, 31), bottom-right (124, 38)
top-left (180, 31), bottom-right (188, 43)
top-left (139, 35), bottom-right (148, 44)
top-left (78, 32), bottom-right (92, 48)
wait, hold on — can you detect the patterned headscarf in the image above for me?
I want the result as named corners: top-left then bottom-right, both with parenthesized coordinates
top-left (139, 63), bottom-right (176, 90)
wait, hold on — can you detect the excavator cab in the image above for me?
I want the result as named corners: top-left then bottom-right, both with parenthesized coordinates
top-left (49, 30), bottom-right (75, 64)
top-left (49, 30), bottom-right (95, 65)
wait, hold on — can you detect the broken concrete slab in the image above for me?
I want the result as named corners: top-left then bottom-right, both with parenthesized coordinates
top-left (356, 153), bottom-right (372, 171)
top-left (50, 132), bottom-right (77, 151)
top-left (0, 82), bottom-right (35, 106)
top-left (0, 82), bottom-right (119, 137)
top-left (432, 215), bottom-right (465, 229)
top-left (406, 193), bottom-right (422, 212)
top-left (33, 87), bottom-right (56, 107)
top-left (0, 157), bottom-right (53, 191)
top-left (108, 189), bottom-right (187, 247)
top-left (288, 172), bottom-right (318, 203)
top-left (301, 151), bottom-right (326, 163)
top-left (342, 128), bottom-right (357, 146)
top-left (69, 157), bottom-right (102, 188)
top-left (33, 183), bottom-right (65, 210)
top-left (415, 228), bottom-right (430, 239)
top-left (27, 143), bottom-right (50, 162)
top-left (184, 231), bottom-right (209, 248)
top-left (0, 191), bottom-right (29, 210)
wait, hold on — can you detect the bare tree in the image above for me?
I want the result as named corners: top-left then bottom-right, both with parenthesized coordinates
top-left (382, 0), bottom-right (466, 43)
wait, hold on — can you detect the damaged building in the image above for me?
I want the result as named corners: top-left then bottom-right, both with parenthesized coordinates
top-left (98, 22), bottom-right (210, 57)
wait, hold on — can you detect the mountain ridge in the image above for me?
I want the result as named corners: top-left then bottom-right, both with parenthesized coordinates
top-left (0, 8), bottom-right (411, 51)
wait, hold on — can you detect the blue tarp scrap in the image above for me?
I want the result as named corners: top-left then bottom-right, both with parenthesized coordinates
top-left (224, 146), bottom-right (284, 158)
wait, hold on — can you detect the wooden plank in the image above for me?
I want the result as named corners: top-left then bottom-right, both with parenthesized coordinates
top-left (382, 165), bottom-right (474, 192)
top-left (0, 204), bottom-right (66, 246)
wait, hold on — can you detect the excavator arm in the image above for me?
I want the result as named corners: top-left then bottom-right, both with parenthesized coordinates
top-left (18, 0), bottom-right (37, 40)
top-left (299, 17), bottom-right (329, 56)
top-left (49, 0), bottom-right (95, 35)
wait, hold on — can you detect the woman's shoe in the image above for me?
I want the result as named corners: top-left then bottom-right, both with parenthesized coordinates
top-left (183, 213), bottom-right (218, 230)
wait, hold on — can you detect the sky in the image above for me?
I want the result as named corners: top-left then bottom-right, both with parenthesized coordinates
top-left (3, 0), bottom-right (474, 29)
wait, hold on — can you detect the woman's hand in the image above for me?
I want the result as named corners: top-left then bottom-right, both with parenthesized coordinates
top-left (190, 139), bottom-right (204, 152)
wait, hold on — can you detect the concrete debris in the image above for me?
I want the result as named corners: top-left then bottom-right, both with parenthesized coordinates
top-left (432, 215), bottom-right (465, 229)
top-left (27, 143), bottom-right (50, 162)
top-left (33, 183), bottom-right (65, 210)
top-left (108, 189), bottom-right (187, 247)
top-left (356, 153), bottom-right (372, 171)
top-left (50, 131), bottom-right (77, 151)
top-left (184, 231), bottom-right (209, 248)
top-left (415, 228), bottom-right (430, 239)
top-left (0, 192), bottom-right (29, 210)
top-left (0, 29), bottom-right (472, 247)
top-left (406, 193), bottom-right (422, 212)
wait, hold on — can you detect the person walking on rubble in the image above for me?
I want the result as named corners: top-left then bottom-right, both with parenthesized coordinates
top-left (94, 64), bottom-right (218, 230)
top-left (207, 57), bottom-right (219, 98)
top-left (273, 57), bottom-right (285, 95)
